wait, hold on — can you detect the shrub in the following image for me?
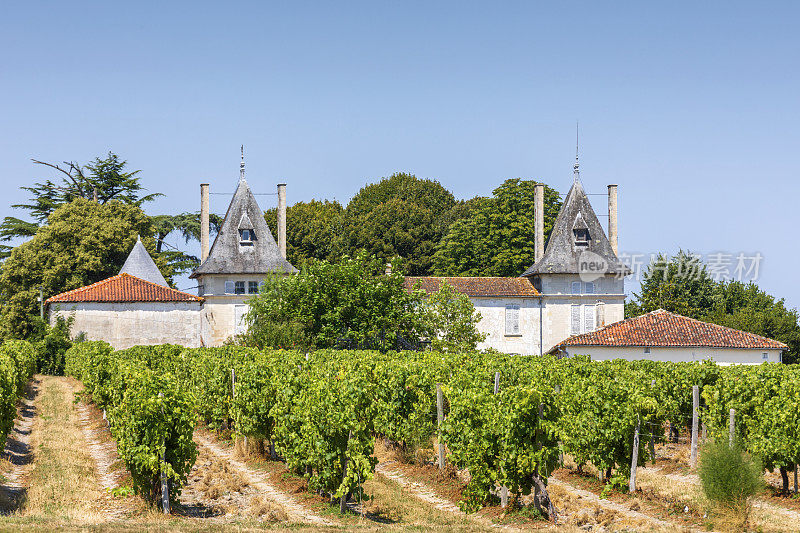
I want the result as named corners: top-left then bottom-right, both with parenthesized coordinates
top-left (35, 316), bottom-right (73, 375)
top-left (699, 438), bottom-right (762, 529)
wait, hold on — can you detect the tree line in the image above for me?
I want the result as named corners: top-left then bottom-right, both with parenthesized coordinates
top-left (0, 152), bottom-right (797, 365)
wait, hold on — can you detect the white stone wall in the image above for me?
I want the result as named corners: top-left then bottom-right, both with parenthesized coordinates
top-left (540, 273), bottom-right (624, 295)
top-left (197, 273), bottom-right (269, 346)
top-left (48, 302), bottom-right (203, 350)
top-left (471, 298), bottom-right (542, 355)
top-left (539, 274), bottom-right (625, 353)
top-left (563, 345), bottom-right (784, 365)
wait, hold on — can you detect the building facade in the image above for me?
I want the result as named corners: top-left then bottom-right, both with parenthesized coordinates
top-left (548, 309), bottom-right (787, 365)
top-left (48, 154), bottom-right (296, 348)
top-left (47, 238), bottom-right (204, 350)
top-left (410, 162), bottom-right (629, 354)
top-left (190, 160), bottom-right (296, 346)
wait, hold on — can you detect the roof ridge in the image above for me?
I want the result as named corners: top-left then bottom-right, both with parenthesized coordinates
top-left (47, 273), bottom-right (203, 303)
top-left (554, 309), bottom-right (787, 350)
top-left (654, 308), bottom-right (786, 346)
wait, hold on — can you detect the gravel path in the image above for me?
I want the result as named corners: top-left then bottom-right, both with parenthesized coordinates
top-left (0, 378), bottom-right (40, 514)
top-left (195, 433), bottom-right (334, 526)
top-left (73, 384), bottom-right (133, 520)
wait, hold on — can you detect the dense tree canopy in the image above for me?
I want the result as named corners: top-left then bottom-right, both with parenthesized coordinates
top-left (264, 200), bottom-right (344, 268)
top-left (243, 253), bottom-right (424, 349)
top-left (433, 179), bottom-right (562, 277)
top-left (242, 253), bottom-right (485, 351)
top-left (627, 251), bottom-right (800, 364)
top-left (0, 199), bottom-right (165, 339)
top-left (626, 251), bottom-right (717, 320)
top-left (336, 173), bottom-right (463, 275)
top-left (0, 154), bottom-right (161, 257)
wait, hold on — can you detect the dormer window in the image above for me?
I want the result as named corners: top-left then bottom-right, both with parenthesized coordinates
top-left (239, 228), bottom-right (255, 246)
top-left (573, 228), bottom-right (590, 249)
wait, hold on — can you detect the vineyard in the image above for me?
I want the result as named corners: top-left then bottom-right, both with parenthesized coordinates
top-left (0, 343), bottom-right (798, 529)
top-left (58, 343), bottom-right (800, 521)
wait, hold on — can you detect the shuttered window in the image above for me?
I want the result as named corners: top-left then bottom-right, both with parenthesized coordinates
top-left (571, 281), bottom-right (581, 294)
top-left (584, 282), bottom-right (595, 294)
top-left (584, 304), bottom-right (595, 332)
top-left (225, 281), bottom-right (235, 294)
top-left (571, 304), bottom-right (581, 335)
top-left (505, 304), bottom-right (520, 335)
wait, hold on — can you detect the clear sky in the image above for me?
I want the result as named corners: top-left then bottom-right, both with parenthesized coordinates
top-left (1, 2), bottom-right (798, 311)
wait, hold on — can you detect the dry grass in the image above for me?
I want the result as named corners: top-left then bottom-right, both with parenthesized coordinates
top-left (360, 473), bottom-right (485, 530)
top-left (248, 494), bottom-right (289, 521)
top-left (16, 375), bottom-right (106, 522)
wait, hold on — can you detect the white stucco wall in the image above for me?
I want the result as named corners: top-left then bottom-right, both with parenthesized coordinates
top-left (539, 274), bottom-right (625, 353)
top-left (48, 302), bottom-right (203, 350)
top-left (471, 297), bottom-right (543, 355)
top-left (564, 345), bottom-right (783, 365)
top-left (197, 274), bottom-right (272, 346)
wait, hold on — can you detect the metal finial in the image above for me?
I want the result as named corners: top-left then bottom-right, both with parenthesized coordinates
top-left (239, 145), bottom-right (245, 182)
top-left (573, 122), bottom-right (580, 182)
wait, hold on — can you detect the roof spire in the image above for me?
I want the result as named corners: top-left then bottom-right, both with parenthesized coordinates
top-left (239, 145), bottom-right (245, 182)
top-left (573, 121), bottom-right (580, 182)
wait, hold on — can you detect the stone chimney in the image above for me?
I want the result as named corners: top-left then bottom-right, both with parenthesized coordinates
top-left (200, 183), bottom-right (210, 262)
top-left (277, 183), bottom-right (287, 260)
top-left (534, 183), bottom-right (545, 262)
top-left (607, 184), bottom-right (618, 256)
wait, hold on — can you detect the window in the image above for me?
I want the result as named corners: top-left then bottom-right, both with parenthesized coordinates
top-left (584, 282), bottom-right (595, 294)
top-left (584, 304), bottom-right (595, 332)
top-left (762, 352), bottom-right (769, 360)
top-left (573, 228), bottom-right (590, 248)
top-left (239, 229), bottom-right (255, 246)
top-left (571, 305), bottom-right (581, 335)
top-left (234, 281), bottom-right (246, 295)
top-left (644, 347), bottom-right (651, 354)
top-left (505, 304), bottom-right (520, 336)
top-left (571, 281), bottom-right (582, 295)
top-left (224, 281), bottom-right (235, 294)
top-left (248, 281), bottom-right (259, 294)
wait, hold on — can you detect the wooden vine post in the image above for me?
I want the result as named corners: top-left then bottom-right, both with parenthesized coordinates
top-left (436, 383), bottom-right (445, 470)
top-left (690, 385), bottom-right (699, 469)
top-left (340, 430), bottom-right (352, 513)
top-left (494, 371), bottom-right (508, 508)
top-left (629, 415), bottom-right (641, 492)
top-left (649, 379), bottom-right (656, 465)
top-left (729, 408), bottom-right (735, 446)
top-left (158, 392), bottom-right (170, 514)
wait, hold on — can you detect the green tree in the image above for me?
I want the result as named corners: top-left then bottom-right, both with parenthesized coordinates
top-left (627, 253), bottom-right (800, 364)
top-left (705, 281), bottom-right (800, 364)
top-left (264, 200), bottom-right (344, 267)
top-left (337, 173), bottom-right (462, 275)
top-left (0, 198), bottom-right (164, 339)
top-left (0, 154), bottom-right (161, 257)
top-left (418, 281), bottom-right (487, 353)
top-left (244, 253), bottom-right (425, 349)
top-left (433, 179), bottom-right (562, 277)
top-left (625, 251), bottom-right (717, 319)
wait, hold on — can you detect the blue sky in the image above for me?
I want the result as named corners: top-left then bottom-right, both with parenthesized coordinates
top-left (1, 2), bottom-right (798, 310)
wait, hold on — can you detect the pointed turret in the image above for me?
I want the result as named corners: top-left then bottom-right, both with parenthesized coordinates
top-left (521, 179), bottom-right (628, 277)
top-left (190, 178), bottom-right (297, 278)
top-left (119, 236), bottom-right (169, 286)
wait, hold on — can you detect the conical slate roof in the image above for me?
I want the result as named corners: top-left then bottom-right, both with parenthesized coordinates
top-left (119, 236), bottom-right (169, 287)
top-left (190, 179), bottom-right (297, 278)
top-left (521, 180), bottom-right (629, 277)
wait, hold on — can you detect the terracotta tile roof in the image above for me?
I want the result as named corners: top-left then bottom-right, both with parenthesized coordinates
top-left (405, 277), bottom-right (541, 298)
top-left (554, 309), bottom-right (787, 350)
top-left (46, 273), bottom-right (203, 304)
